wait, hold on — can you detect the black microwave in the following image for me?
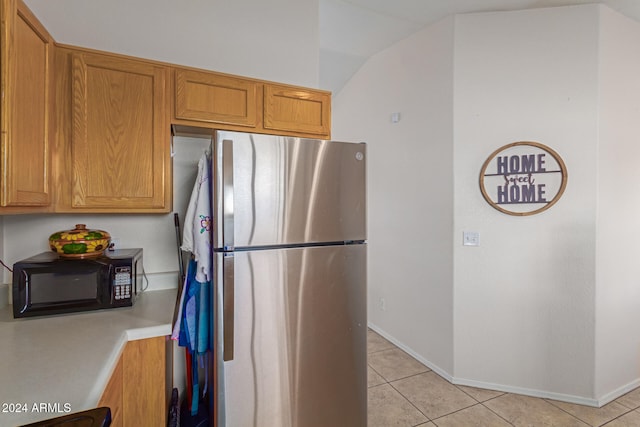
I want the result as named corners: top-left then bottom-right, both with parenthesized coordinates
top-left (12, 248), bottom-right (142, 318)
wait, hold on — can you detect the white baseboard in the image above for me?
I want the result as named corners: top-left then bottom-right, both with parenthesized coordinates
top-left (597, 378), bottom-right (640, 407)
top-left (367, 322), bottom-right (638, 408)
top-left (451, 377), bottom-right (599, 407)
top-left (367, 322), bottom-right (454, 383)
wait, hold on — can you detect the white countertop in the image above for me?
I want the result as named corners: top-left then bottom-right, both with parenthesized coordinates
top-left (0, 288), bottom-right (177, 426)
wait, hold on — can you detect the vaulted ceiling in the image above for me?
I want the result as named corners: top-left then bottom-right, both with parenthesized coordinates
top-left (319, 0), bottom-right (640, 94)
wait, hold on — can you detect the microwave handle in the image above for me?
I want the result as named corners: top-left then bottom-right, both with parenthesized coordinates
top-left (107, 264), bottom-right (114, 302)
top-left (21, 270), bottom-right (30, 313)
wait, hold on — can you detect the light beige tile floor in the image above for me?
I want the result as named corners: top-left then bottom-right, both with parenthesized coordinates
top-left (367, 329), bottom-right (640, 427)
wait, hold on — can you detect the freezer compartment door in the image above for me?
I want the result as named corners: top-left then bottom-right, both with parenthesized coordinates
top-left (217, 244), bottom-right (367, 427)
top-left (213, 130), bottom-right (366, 249)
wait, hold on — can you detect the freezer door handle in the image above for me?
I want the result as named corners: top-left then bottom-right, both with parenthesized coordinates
top-left (222, 138), bottom-right (234, 250)
top-left (223, 254), bottom-right (235, 361)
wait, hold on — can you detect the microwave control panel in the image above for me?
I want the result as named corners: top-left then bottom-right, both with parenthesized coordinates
top-left (113, 266), bottom-right (132, 301)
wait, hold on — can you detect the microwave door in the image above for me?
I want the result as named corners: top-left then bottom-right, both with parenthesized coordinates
top-left (14, 270), bottom-right (30, 316)
top-left (13, 263), bottom-right (104, 318)
top-left (11, 249), bottom-right (142, 318)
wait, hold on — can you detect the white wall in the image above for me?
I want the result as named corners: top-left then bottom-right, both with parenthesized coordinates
top-left (23, 0), bottom-right (319, 88)
top-left (332, 17), bottom-right (455, 376)
top-left (335, 3), bottom-right (640, 405)
top-left (595, 7), bottom-right (640, 402)
top-left (1, 136), bottom-right (211, 289)
top-left (1, 1), bottom-right (321, 290)
top-left (453, 5), bottom-right (599, 403)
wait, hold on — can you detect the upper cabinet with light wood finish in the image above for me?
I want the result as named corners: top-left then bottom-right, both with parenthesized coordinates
top-left (3, 1), bottom-right (331, 214)
top-left (53, 47), bottom-right (171, 213)
top-left (172, 67), bottom-right (331, 139)
top-left (0, 0), bottom-right (53, 212)
top-left (174, 68), bottom-right (258, 128)
top-left (263, 83), bottom-right (331, 137)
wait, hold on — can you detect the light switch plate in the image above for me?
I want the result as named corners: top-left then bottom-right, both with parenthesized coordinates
top-left (463, 231), bottom-right (480, 246)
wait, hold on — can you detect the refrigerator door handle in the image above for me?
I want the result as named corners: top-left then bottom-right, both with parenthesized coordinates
top-left (223, 254), bottom-right (235, 361)
top-left (222, 138), bottom-right (234, 250)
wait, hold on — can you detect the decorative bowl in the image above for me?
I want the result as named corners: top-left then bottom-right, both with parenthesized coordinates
top-left (49, 224), bottom-right (111, 258)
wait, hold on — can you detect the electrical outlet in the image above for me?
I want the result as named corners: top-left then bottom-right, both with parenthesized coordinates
top-left (379, 297), bottom-right (387, 311)
top-left (108, 237), bottom-right (121, 251)
top-left (463, 231), bottom-right (480, 246)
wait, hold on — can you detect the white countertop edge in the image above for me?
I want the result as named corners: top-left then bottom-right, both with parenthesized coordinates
top-left (0, 288), bottom-right (178, 426)
top-left (85, 323), bottom-right (174, 410)
top-left (58, 321), bottom-right (174, 423)
top-left (83, 322), bottom-right (174, 410)
top-left (126, 323), bottom-right (173, 341)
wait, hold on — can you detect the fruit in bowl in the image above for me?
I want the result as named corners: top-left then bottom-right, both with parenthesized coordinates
top-left (49, 224), bottom-right (111, 258)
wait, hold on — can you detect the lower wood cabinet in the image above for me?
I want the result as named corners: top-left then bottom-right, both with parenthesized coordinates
top-left (98, 336), bottom-right (172, 427)
top-left (98, 354), bottom-right (123, 426)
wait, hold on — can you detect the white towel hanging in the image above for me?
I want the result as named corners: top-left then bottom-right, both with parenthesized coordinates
top-left (182, 151), bottom-right (212, 283)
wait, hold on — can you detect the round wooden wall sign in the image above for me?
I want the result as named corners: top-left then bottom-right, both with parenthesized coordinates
top-left (479, 142), bottom-right (568, 216)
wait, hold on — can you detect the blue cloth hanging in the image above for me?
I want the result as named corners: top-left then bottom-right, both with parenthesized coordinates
top-left (178, 260), bottom-right (198, 351)
top-left (176, 258), bottom-right (212, 416)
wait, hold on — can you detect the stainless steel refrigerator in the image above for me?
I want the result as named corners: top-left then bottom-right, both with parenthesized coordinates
top-left (211, 130), bottom-right (367, 427)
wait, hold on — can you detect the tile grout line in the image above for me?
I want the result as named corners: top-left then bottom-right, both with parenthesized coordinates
top-left (544, 400), bottom-right (599, 426)
top-left (385, 372), bottom-right (503, 427)
top-left (366, 353), bottom-right (434, 426)
top-left (452, 386), bottom-right (516, 427)
top-left (544, 398), bottom-right (639, 427)
top-left (475, 395), bottom-right (518, 427)
top-left (367, 363), bottom-right (434, 426)
top-left (368, 331), bottom-right (640, 427)
top-left (479, 402), bottom-right (517, 427)
top-left (385, 374), bottom-right (434, 425)
top-left (368, 362), bottom-right (434, 423)
top-left (599, 408), bottom-right (640, 427)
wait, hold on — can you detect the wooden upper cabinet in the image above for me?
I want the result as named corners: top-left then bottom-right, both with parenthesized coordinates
top-left (172, 67), bottom-right (332, 139)
top-left (174, 68), bottom-right (258, 127)
top-left (2, 1), bottom-right (331, 214)
top-left (70, 52), bottom-right (170, 211)
top-left (263, 84), bottom-right (331, 138)
top-left (0, 0), bottom-right (52, 209)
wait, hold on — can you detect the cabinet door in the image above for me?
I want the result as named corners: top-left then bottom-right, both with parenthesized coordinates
top-left (122, 337), bottom-right (169, 427)
top-left (0, 0), bottom-right (52, 207)
top-left (71, 52), bottom-right (170, 211)
top-left (98, 355), bottom-right (123, 427)
top-left (99, 337), bottom-right (170, 427)
top-left (263, 84), bottom-right (331, 138)
top-left (174, 68), bottom-right (258, 127)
